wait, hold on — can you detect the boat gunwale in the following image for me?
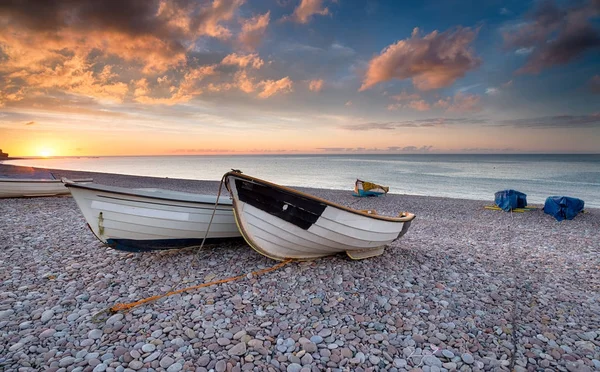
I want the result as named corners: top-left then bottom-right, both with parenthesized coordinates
top-left (0, 178), bottom-right (64, 183)
top-left (224, 171), bottom-right (415, 223)
top-left (65, 181), bottom-right (233, 206)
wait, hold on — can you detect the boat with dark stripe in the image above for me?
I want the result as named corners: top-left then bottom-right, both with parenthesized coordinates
top-left (64, 181), bottom-right (241, 252)
top-left (224, 171), bottom-right (415, 260)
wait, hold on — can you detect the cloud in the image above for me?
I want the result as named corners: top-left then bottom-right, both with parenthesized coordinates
top-left (499, 114), bottom-right (600, 128)
top-left (172, 148), bottom-right (236, 154)
top-left (387, 145), bottom-right (433, 152)
top-left (133, 65), bottom-right (218, 105)
top-left (0, 0), bottom-right (245, 72)
top-left (0, 0), bottom-right (245, 39)
top-left (387, 91), bottom-right (423, 110)
top-left (238, 11), bottom-right (270, 50)
top-left (308, 79), bottom-right (324, 92)
top-left (391, 92), bottom-right (421, 101)
top-left (221, 53), bottom-right (264, 69)
top-left (503, 0), bottom-right (600, 74)
top-left (0, 87), bottom-right (25, 107)
top-left (462, 147), bottom-right (516, 153)
top-left (515, 47), bottom-right (534, 55)
top-left (234, 71), bottom-right (257, 93)
top-left (486, 80), bottom-right (512, 95)
top-left (456, 83), bottom-right (481, 93)
top-left (0, 0), bottom-right (249, 104)
top-left (435, 92), bottom-right (481, 112)
top-left (258, 77), bottom-right (294, 98)
top-left (360, 27), bottom-right (480, 91)
top-left (25, 121), bottom-right (36, 126)
top-left (287, 0), bottom-right (330, 24)
top-left (345, 101), bottom-right (352, 106)
top-left (316, 146), bottom-right (433, 153)
top-left (406, 100), bottom-right (431, 111)
top-left (590, 75), bottom-right (600, 94)
top-left (387, 91), bottom-right (480, 111)
top-left (340, 117), bottom-right (487, 131)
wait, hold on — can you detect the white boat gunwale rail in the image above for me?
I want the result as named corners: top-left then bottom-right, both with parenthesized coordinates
top-left (224, 171), bottom-right (415, 222)
top-left (64, 180), bottom-right (232, 206)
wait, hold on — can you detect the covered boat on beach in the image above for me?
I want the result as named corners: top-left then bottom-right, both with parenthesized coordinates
top-left (64, 181), bottom-right (241, 252)
top-left (224, 171), bottom-right (415, 261)
top-left (0, 168), bottom-right (91, 198)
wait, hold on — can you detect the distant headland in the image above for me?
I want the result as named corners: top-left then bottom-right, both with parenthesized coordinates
top-left (0, 149), bottom-right (8, 158)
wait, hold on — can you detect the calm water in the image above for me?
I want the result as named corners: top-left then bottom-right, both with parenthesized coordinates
top-left (5, 154), bottom-right (600, 208)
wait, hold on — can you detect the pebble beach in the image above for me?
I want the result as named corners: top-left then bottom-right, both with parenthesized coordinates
top-left (1, 165), bottom-right (599, 372)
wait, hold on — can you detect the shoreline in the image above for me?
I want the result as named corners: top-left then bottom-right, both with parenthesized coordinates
top-left (1, 163), bottom-right (599, 371)
top-left (2, 163), bottom-right (597, 212)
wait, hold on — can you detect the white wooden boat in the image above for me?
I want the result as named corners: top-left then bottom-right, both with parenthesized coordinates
top-left (224, 171), bottom-right (415, 260)
top-left (0, 177), bottom-right (91, 198)
top-left (64, 181), bottom-right (242, 252)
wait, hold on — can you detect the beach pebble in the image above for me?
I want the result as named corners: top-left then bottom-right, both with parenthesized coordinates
top-left (228, 342), bottom-right (246, 356)
top-left (141, 343), bottom-right (156, 353)
top-left (40, 309), bottom-right (54, 323)
top-left (0, 167), bottom-right (598, 372)
top-left (88, 329), bottom-right (103, 339)
top-left (160, 356), bottom-right (174, 368)
top-left (462, 353), bottom-right (475, 364)
top-left (310, 335), bottom-right (323, 344)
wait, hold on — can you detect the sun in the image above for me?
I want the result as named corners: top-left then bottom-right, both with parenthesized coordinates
top-left (39, 148), bottom-right (53, 157)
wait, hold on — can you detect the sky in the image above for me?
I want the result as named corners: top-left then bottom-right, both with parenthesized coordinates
top-left (0, 0), bottom-right (599, 157)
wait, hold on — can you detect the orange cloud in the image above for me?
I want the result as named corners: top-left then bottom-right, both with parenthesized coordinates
top-left (360, 27), bottom-right (480, 91)
top-left (387, 98), bottom-right (431, 111)
top-left (0, 0), bottom-right (247, 104)
top-left (309, 79), bottom-right (325, 92)
top-left (133, 65), bottom-right (218, 105)
top-left (391, 92), bottom-right (421, 101)
top-left (221, 53), bottom-right (265, 69)
top-left (406, 100), bottom-right (431, 111)
top-left (235, 71), bottom-right (257, 93)
top-left (288, 0), bottom-right (330, 24)
top-left (12, 55), bottom-right (129, 103)
top-left (258, 77), bottom-right (294, 98)
top-left (435, 92), bottom-right (481, 112)
top-left (0, 87), bottom-right (25, 107)
top-left (238, 11), bottom-right (270, 50)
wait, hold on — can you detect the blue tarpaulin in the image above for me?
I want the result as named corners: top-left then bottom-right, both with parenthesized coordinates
top-left (543, 196), bottom-right (585, 221)
top-left (494, 189), bottom-right (527, 211)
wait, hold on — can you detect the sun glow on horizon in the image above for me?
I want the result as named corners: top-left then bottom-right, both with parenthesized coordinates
top-left (39, 148), bottom-right (53, 157)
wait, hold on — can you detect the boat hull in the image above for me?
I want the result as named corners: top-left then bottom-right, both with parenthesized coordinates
top-left (65, 182), bottom-right (242, 252)
top-left (353, 179), bottom-right (389, 197)
top-left (0, 179), bottom-right (70, 198)
top-left (225, 172), bottom-right (415, 261)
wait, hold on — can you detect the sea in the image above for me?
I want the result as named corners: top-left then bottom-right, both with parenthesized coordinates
top-left (4, 154), bottom-right (600, 208)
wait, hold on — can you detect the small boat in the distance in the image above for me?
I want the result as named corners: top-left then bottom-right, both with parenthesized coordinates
top-left (224, 171), bottom-right (415, 261)
top-left (353, 179), bottom-right (389, 197)
top-left (0, 169), bottom-right (91, 198)
top-left (64, 181), bottom-right (242, 252)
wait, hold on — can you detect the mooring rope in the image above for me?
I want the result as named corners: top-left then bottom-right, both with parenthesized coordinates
top-left (108, 259), bottom-right (293, 313)
top-left (197, 173), bottom-right (228, 252)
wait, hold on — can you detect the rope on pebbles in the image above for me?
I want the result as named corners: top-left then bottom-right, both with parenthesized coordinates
top-left (92, 259), bottom-right (293, 321)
